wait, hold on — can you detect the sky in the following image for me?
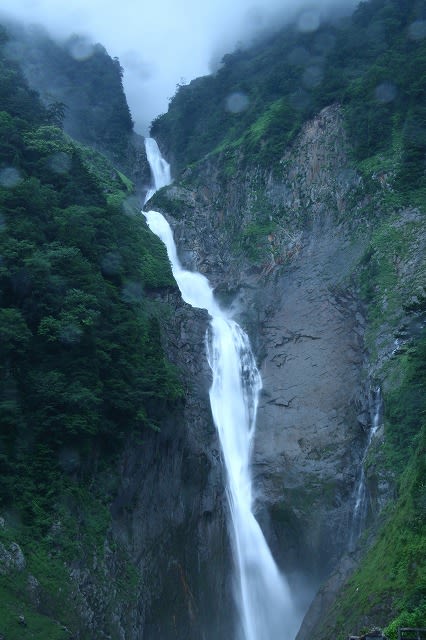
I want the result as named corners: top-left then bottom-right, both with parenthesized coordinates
top-left (0, 0), bottom-right (358, 134)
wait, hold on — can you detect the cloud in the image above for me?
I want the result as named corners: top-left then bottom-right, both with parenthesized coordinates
top-left (0, 0), bottom-right (357, 134)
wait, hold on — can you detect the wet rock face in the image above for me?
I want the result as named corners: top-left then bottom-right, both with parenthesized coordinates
top-left (63, 105), bottom-right (396, 639)
top-left (124, 131), bottom-right (153, 198)
top-left (148, 106), bottom-right (372, 607)
top-left (253, 219), bottom-right (368, 580)
top-left (110, 295), bottom-right (234, 640)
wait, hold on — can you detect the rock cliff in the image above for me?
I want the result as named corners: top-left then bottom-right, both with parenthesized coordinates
top-left (54, 293), bottom-right (235, 639)
top-left (147, 105), bottom-right (377, 618)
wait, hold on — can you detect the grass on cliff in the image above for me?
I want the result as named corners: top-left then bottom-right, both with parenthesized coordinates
top-left (318, 317), bottom-right (426, 639)
top-left (358, 212), bottom-right (425, 358)
top-left (0, 523), bottom-right (78, 639)
top-left (152, 0), bottom-right (426, 188)
top-left (0, 475), bottom-right (142, 639)
top-left (324, 419), bottom-right (425, 637)
top-left (0, 585), bottom-right (70, 640)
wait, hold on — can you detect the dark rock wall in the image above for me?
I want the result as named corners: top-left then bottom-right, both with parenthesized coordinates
top-left (62, 295), bottom-right (235, 639)
top-left (114, 296), bottom-right (234, 639)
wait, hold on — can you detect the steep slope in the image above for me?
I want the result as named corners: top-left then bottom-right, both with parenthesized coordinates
top-left (3, 21), bottom-right (152, 191)
top-left (0, 19), bottom-right (242, 639)
top-left (147, 0), bottom-right (426, 636)
top-left (153, 0), bottom-right (426, 210)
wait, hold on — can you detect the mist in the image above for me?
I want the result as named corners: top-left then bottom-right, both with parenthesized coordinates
top-left (0, 0), bottom-right (358, 134)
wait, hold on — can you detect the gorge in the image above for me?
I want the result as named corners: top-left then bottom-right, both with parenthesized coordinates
top-left (0, 1), bottom-right (425, 639)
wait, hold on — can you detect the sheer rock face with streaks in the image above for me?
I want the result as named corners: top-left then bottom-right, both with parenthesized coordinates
top-left (253, 218), bottom-right (367, 581)
top-left (147, 107), bottom-right (397, 616)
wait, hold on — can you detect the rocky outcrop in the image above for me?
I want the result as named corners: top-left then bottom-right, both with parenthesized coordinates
top-left (0, 540), bottom-right (26, 575)
top-left (64, 105), bottom-right (421, 638)
top-left (123, 132), bottom-right (153, 198)
top-left (146, 102), bottom-right (425, 637)
top-left (150, 106), bottom-right (361, 286)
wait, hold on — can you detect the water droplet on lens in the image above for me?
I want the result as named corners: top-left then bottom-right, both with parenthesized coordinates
top-left (68, 36), bottom-right (95, 61)
top-left (122, 195), bottom-right (140, 216)
top-left (122, 281), bottom-right (143, 304)
top-left (287, 46), bottom-right (310, 67)
top-left (298, 10), bottom-right (320, 33)
top-left (101, 252), bottom-right (122, 276)
top-left (408, 20), bottom-right (426, 40)
top-left (49, 152), bottom-right (72, 174)
top-left (0, 167), bottom-right (22, 188)
top-left (375, 82), bottom-right (397, 104)
top-left (225, 92), bottom-right (250, 114)
top-left (314, 32), bottom-right (336, 54)
top-left (289, 90), bottom-right (311, 111)
top-left (59, 323), bottom-right (83, 345)
top-left (302, 66), bottom-right (323, 89)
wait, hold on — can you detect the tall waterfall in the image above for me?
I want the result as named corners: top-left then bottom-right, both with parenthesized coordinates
top-left (143, 138), bottom-right (297, 640)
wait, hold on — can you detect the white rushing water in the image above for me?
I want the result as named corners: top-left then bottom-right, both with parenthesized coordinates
top-left (349, 387), bottom-right (382, 549)
top-left (143, 138), bottom-right (297, 640)
top-left (144, 137), bottom-right (172, 202)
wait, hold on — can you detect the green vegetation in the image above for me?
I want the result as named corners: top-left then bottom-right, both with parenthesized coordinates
top-left (0, 22), bottom-right (181, 636)
top-left (149, 185), bottom-right (190, 218)
top-left (153, 0), bottom-right (426, 204)
top-left (0, 584), bottom-right (71, 640)
top-left (151, 27), bottom-right (311, 170)
top-left (5, 24), bottom-right (134, 167)
top-left (358, 215), bottom-right (425, 354)
top-left (241, 220), bottom-right (276, 261)
top-left (336, 199), bottom-right (425, 638)
top-left (385, 338), bottom-right (426, 472)
top-left (318, 338), bottom-right (425, 638)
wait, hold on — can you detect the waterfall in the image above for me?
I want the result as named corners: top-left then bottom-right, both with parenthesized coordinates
top-left (143, 138), bottom-right (297, 640)
top-left (349, 387), bottom-right (383, 549)
top-left (144, 137), bottom-right (171, 202)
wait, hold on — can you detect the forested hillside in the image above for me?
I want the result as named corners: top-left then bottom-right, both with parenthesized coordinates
top-left (0, 23), bottom-right (182, 637)
top-left (3, 23), bottom-right (133, 165)
top-left (153, 0), bottom-right (426, 207)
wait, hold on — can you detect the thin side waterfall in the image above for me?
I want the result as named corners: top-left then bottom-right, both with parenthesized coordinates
top-left (143, 138), bottom-right (297, 640)
top-left (349, 387), bottom-right (383, 549)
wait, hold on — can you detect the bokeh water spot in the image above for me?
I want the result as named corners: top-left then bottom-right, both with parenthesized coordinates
top-left (49, 152), bottom-right (72, 174)
top-left (225, 92), bottom-right (250, 114)
top-left (408, 20), bottom-right (426, 40)
top-left (375, 82), bottom-right (397, 104)
top-left (297, 10), bottom-right (320, 33)
top-left (0, 167), bottom-right (22, 188)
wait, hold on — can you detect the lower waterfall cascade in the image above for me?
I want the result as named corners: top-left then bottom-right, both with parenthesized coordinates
top-left (143, 138), bottom-right (299, 640)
